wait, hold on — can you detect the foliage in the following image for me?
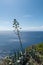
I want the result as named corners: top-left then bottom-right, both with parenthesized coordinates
top-left (0, 43), bottom-right (43, 65)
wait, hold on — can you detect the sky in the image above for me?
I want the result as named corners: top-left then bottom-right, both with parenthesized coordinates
top-left (0, 0), bottom-right (43, 31)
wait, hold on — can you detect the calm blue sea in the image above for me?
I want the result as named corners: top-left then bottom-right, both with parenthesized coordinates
top-left (0, 31), bottom-right (43, 58)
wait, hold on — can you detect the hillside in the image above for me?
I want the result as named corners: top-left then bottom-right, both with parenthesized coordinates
top-left (0, 43), bottom-right (43, 65)
top-left (26, 43), bottom-right (43, 65)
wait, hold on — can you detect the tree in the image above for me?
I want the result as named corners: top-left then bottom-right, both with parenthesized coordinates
top-left (13, 19), bottom-right (23, 52)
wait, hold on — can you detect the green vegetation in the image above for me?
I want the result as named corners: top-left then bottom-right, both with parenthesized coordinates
top-left (0, 43), bottom-right (43, 65)
top-left (26, 43), bottom-right (43, 65)
top-left (35, 43), bottom-right (43, 54)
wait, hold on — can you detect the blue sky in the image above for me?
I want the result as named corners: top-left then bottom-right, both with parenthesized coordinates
top-left (0, 0), bottom-right (43, 31)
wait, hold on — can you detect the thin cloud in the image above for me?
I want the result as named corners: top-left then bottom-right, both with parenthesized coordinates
top-left (0, 26), bottom-right (11, 31)
top-left (23, 15), bottom-right (32, 18)
top-left (16, 15), bottom-right (32, 20)
top-left (22, 26), bottom-right (43, 31)
top-left (0, 26), bottom-right (43, 31)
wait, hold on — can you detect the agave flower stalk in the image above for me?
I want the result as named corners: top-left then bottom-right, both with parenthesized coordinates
top-left (13, 19), bottom-right (23, 53)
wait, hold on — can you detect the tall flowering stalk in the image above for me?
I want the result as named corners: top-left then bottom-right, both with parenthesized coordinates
top-left (13, 19), bottom-right (23, 52)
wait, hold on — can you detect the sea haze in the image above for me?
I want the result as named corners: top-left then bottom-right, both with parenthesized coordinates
top-left (0, 31), bottom-right (43, 58)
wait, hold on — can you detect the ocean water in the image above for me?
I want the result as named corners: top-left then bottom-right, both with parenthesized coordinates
top-left (0, 31), bottom-right (43, 58)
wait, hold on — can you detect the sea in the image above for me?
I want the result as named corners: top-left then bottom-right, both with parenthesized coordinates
top-left (0, 31), bottom-right (43, 59)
